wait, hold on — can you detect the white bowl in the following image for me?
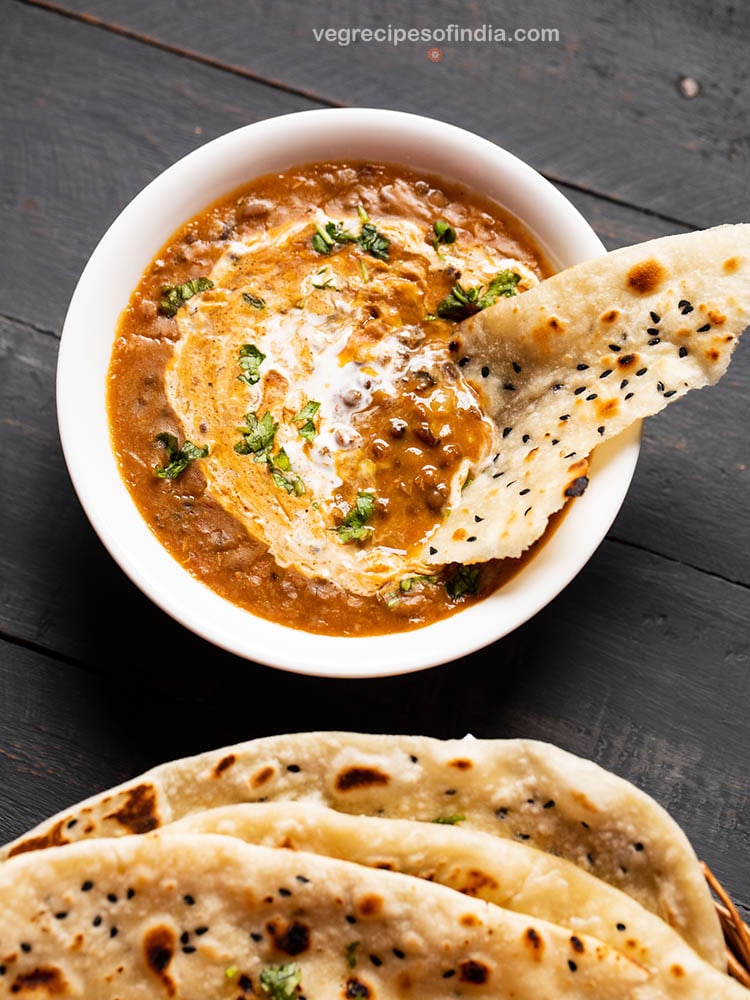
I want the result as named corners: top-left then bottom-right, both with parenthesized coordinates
top-left (56, 108), bottom-right (641, 678)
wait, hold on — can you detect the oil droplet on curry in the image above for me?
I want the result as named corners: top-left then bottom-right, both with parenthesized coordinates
top-left (108, 161), bottom-right (554, 635)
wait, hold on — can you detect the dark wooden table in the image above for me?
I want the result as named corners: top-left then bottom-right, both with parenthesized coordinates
top-left (2, 0), bottom-right (748, 924)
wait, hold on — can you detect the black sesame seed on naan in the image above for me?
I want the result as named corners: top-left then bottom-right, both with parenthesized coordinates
top-left (424, 224), bottom-right (750, 565)
top-left (0, 732), bottom-right (726, 968)
top-left (0, 832), bottom-right (650, 999)
top-left (170, 802), bottom-right (749, 999)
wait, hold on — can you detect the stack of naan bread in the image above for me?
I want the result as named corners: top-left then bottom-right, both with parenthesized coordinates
top-left (1, 732), bottom-right (747, 998)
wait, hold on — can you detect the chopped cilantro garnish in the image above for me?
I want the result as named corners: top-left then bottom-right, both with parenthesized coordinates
top-left (153, 432), bottom-right (208, 479)
top-left (158, 276), bottom-right (213, 317)
top-left (311, 266), bottom-right (335, 290)
top-left (234, 411), bottom-right (278, 460)
top-left (436, 269), bottom-right (520, 321)
top-left (293, 400), bottom-right (320, 442)
top-left (269, 448), bottom-right (306, 496)
top-left (312, 231), bottom-right (331, 255)
top-left (242, 291), bottom-right (266, 309)
top-left (327, 220), bottom-right (358, 244)
top-left (432, 218), bottom-right (456, 257)
top-left (311, 216), bottom-right (390, 261)
top-left (358, 221), bottom-right (390, 261)
top-left (235, 412), bottom-right (305, 496)
top-left (433, 813), bottom-right (466, 825)
top-left (313, 220), bottom-right (357, 254)
top-left (357, 204), bottom-right (369, 224)
top-left (446, 564), bottom-right (481, 600)
top-left (259, 963), bottom-right (301, 1000)
top-left (346, 941), bottom-right (360, 968)
top-left (360, 258), bottom-right (370, 283)
top-left (335, 491), bottom-right (376, 543)
top-left (237, 343), bottom-right (266, 386)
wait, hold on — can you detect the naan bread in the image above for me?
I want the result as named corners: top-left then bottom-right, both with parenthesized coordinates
top-left (424, 224), bottom-right (750, 564)
top-left (170, 802), bottom-right (748, 998)
top-left (1, 732), bottom-right (723, 968)
top-left (0, 832), bottom-right (650, 999)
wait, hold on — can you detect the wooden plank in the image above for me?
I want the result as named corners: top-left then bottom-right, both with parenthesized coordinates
top-left (1, 531), bottom-right (748, 905)
top-left (32, 0), bottom-right (750, 228)
top-left (0, 640), bottom-right (158, 843)
top-left (0, 1), bottom-right (322, 334)
top-left (612, 358), bottom-right (750, 582)
top-left (0, 1), bottom-right (691, 338)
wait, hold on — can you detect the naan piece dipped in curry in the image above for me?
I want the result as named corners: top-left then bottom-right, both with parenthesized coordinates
top-left (425, 224), bottom-right (750, 566)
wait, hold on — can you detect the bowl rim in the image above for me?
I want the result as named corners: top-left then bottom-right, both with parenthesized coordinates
top-left (56, 107), bottom-right (641, 678)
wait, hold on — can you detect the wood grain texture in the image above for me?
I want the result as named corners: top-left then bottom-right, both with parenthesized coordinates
top-left (37, 0), bottom-right (750, 228)
top-left (0, 1), bottom-right (321, 334)
top-left (0, 1), bottom-right (691, 336)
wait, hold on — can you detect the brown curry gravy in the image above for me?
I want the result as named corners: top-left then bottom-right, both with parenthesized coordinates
top-left (108, 161), bottom-right (556, 636)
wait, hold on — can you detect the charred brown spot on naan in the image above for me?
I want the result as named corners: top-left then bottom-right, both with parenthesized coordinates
top-left (357, 894), bottom-right (384, 918)
top-left (213, 753), bottom-right (236, 776)
top-left (336, 767), bottom-right (390, 792)
top-left (104, 784), bottom-right (160, 835)
top-left (396, 970), bottom-right (413, 991)
top-left (251, 766), bottom-right (275, 789)
top-left (626, 259), bottom-right (665, 295)
top-left (571, 790), bottom-right (599, 813)
top-left (596, 398), bottom-right (620, 420)
top-left (266, 919), bottom-right (311, 955)
top-left (8, 966), bottom-right (69, 995)
top-left (7, 819), bottom-right (70, 858)
top-left (143, 925), bottom-right (177, 997)
top-left (564, 475), bottom-right (589, 498)
top-left (447, 758), bottom-right (473, 770)
top-left (524, 927), bottom-right (545, 960)
top-left (456, 869), bottom-right (500, 897)
top-left (617, 352), bottom-right (639, 370)
top-left (345, 977), bottom-right (372, 997)
top-left (459, 959), bottom-right (490, 984)
top-left (600, 309), bottom-right (620, 324)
